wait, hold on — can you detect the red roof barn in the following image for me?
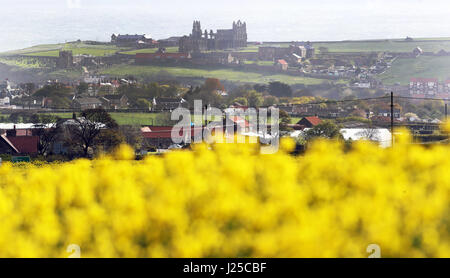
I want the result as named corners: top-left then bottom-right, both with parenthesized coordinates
top-left (296, 116), bottom-right (322, 128)
top-left (7, 136), bottom-right (39, 154)
top-left (0, 134), bottom-right (39, 154)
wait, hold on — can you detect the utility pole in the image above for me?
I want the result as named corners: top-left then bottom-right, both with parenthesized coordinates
top-left (391, 91), bottom-right (394, 147)
top-left (204, 105), bottom-right (208, 127)
top-left (445, 103), bottom-right (448, 121)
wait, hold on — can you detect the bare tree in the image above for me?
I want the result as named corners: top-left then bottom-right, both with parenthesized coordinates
top-left (62, 109), bottom-right (120, 157)
top-left (356, 126), bottom-right (380, 141)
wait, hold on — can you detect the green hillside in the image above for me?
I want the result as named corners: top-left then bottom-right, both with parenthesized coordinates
top-left (314, 39), bottom-right (450, 53)
top-left (100, 64), bottom-right (334, 85)
top-left (380, 56), bottom-right (450, 85)
top-left (0, 42), bottom-right (130, 57)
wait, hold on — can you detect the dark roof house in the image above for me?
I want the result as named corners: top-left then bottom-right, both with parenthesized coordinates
top-left (101, 94), bottom-right (128, 109)
top-left (152, 97), bottom-right (186, 112)
top-left (72, 98), bottom-right (103, 110)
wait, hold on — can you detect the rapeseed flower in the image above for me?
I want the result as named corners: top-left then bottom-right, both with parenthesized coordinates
top-left (0, 132), bottom-right (449, 257)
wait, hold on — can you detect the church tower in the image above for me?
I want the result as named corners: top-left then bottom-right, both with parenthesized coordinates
top-left (192, 21), bottom-right (203, 39)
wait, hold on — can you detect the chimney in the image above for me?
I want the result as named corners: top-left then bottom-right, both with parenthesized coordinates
top-left (6, 125), bottom-right (16, 137)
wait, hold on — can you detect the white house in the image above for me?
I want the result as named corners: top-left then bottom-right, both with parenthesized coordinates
top-left (290, 128), bottom-right (392, 148)
top-left (340, 128), bottom-right (392, 148)
top-left (0, 97), bottom-right (10, 106)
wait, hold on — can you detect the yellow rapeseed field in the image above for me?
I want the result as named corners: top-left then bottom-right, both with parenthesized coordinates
top-left (0, 128), bottom-right (450, 258)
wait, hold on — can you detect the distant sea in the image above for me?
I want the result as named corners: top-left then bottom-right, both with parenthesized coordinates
top-left (1, 4), bottom-right (450, 52)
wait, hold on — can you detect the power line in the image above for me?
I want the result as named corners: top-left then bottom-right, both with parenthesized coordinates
top-left (394, 96), bottom-right (450, 102)
top-left (268, 96), bottom-right (389, 107)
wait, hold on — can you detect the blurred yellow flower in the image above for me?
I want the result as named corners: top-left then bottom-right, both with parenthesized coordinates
top-left (280, 137), bottom-right (296, 153)
top-left (0, 131), bottom-right (450, 258)
top-left (113, 144), bottom-right (135, 160)
top-left (442, 120), bottom-right (450, 134)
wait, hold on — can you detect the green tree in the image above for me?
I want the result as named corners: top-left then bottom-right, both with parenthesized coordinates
top-left (305, 121), bottom-right (343, 141)
top-left (253, 84), bottom-right (268, 93)
top-left (77, 82), bottom-right (89, 95)
top-left (279, 110), bottom-right (292, 131)
top-left (263, 95), bottom-right (279, 106)
top-left (204, 78), bottom-right (225, 92)
top-left (268, 82), bottom-right (292, 97)
top-left (233, 97), bottom-right (248, 106)
top-left (136, 98), bottom-right (150, 109)
top-left (184, 86), bottom-right (222, 108)
top-left (245, 90), bottom-right (263, 108)
top-left (33, 84), bottom-right (72, 108)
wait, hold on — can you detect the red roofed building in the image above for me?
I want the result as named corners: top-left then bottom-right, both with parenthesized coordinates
top-left (276, 59), bottom-right (288, 71)
top-left (227, 116), bottom-right (250, 128)
top-left (410, 78), bottom-right (439, 95)
top-left (141, 126), bottom-right (205, 149)
top-left (0, 134), bottom-right (39, 154)
top-left (297, 116), bottom-right (322, 128)
top-left (7, 136), bottom-right (39, 154)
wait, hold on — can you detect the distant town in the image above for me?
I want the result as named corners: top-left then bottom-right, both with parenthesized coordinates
top-left (1, 20), bottom-right (450, 159)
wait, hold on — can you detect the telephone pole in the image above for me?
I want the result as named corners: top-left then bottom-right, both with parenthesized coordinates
top-left (445, 103), bottom-right (448, 121)
top-left (391, 92), bottom-right (394, 147)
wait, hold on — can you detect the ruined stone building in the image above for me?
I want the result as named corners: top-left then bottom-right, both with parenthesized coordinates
top-left (179, 20), bottom-right (247, 53)
top-left (56, 51), bottom-right (74, 69)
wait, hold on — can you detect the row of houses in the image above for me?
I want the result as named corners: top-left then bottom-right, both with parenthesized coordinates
top-left (276, 103), bottom-right (402, 119)
top-left (139, 115), bottom-right (395, 151)
top-left (409, 78), bottom-right (450, 97)
top-left (139, 115), bottom-right (323, 150)
top-left (0, 79), bottom-right (28, 109)
top-left (140, 114), bottom-right (255, 150)
top-left (72, 95), bottom-right (129, 110)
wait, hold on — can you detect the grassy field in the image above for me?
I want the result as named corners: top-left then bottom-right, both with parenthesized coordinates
top-left (0, 43), bottom-right (68, 57)
top-left (120, 47), bottom-right (179, 55)
top-left (25, 43), bottom-right (129, 57)
top-left (243, 60), bottom-right (274, 66)
top-left (380, 56), bottom-right (450, 85)
top-left (0, 42), bottom-right (130, 57)
top-left (118, 39), bottom-right (450, 54)
top-left (100, 64), bottom-right (335, 85)
top-left (314, 39), bottom-right (450, 53)
top-left (0, 57), bottom-right (47, 69)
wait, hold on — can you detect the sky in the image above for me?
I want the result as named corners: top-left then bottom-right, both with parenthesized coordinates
top-left (0, 0), bottom-right (450, 51)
